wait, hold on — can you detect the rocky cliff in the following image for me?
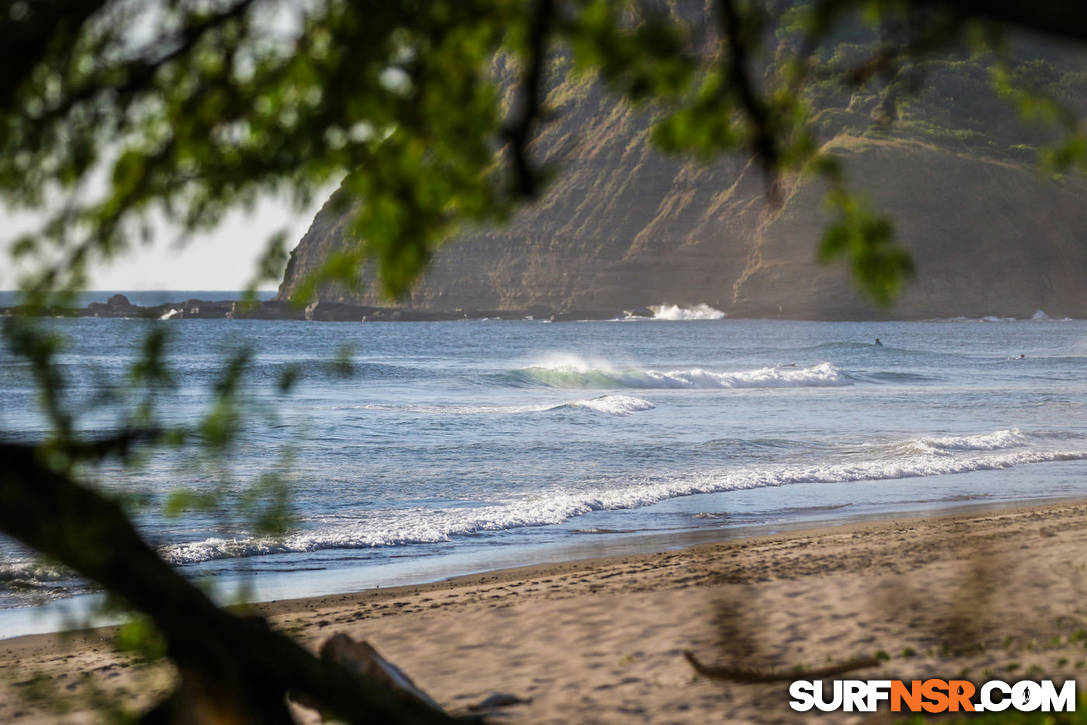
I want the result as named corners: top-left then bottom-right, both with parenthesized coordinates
top-left (277, 40), bottom-right (1087, 320)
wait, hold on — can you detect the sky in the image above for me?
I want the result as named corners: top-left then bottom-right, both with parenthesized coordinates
top-left (1, 192), bottom-right (329, 292)
top-left (0, 2), bottom-right (335, 292)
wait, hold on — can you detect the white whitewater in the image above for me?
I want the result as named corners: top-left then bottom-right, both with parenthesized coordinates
top-left (651, 304), bottom-right (726, 320)
top-left (511, 357), bottom-right (849, 389)
top-left (6, 315), bottom-right (1087, 617)
top-left (158, 428), bottom-right (1087, 566)
top-left (361, 394), bottom-right (654, 417)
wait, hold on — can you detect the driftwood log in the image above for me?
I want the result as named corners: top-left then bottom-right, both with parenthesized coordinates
top-left (303, 635), bottom-right (448, 715)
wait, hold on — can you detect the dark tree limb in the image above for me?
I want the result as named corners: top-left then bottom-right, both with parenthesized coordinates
top-left (684, 651), bottom-right (882, 683)
top-left (0, 0), bottom-right (108, 110)
top-left (500, 0), bottom-right (555, 199)
top-left (0, 441), bottom-right (461, 724)
top-left (33, 0), bottom-right (258, 126)
top-left (716, 0), bottom-right (781, 203)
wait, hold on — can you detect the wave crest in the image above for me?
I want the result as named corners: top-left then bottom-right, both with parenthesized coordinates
top-left (922, 429), bottom-right (1028, 451)
top-left (360, 394), bottom-right (653, 417)
top-left (895, 429), bottom-right (1030, 456)
top-left (0, 561), bottom-right (73, 586)
top-left (562, 395), bottom-right (655, 415)
top-left (159, 440), bottom-right (1087, 566)
top-left (507, 361), bottom-right (849, 389)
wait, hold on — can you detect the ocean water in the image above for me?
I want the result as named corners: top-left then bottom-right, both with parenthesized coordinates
top-left (3, 303), bottom-right (1087, 635)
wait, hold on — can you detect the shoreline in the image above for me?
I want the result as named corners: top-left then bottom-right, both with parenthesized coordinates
top-left (0, 493), bottom-right (1077, 642)
top-left (2, 293), bottom-right (1078, 323)
top-left (252, 495), bottom-right (1087, 617)
top-left (255, 492), bottom-right (1087, 617)
top-left (4, 497), bottom-right (1087, 722)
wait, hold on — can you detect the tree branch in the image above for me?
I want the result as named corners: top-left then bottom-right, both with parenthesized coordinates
top-left (0, 441), bottom-right (461, 724)
top-left (32, 0), bottom-right (257, 125)
top-left (500, 0), bottom-right (555, 199)
top-left (0, 0), bottom-right (108, 110)
top-left (716, 0), bottom-right (781, 203)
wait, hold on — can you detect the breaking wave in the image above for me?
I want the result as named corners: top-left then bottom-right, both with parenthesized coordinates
top-left (0, 562), bottom-right (72, 585)
top-left (563, 395), bottom-right (655, 415)
top-left (505, 358), bottom-right (849, 389)
top-left (361, 394), bottom-right (654, 417)
top-left (651, 304), bottom-right (726, 321)
top-left (0, 562), bottom-right (79, 603)
top-left (895, 429), bottom-right (1031, 456)
top-left (919, 429), bottom-right (1029, 451)
top-left (159, 433), bottom-right (1087, 566)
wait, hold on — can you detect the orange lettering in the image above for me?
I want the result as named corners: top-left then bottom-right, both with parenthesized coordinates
top-left (948, 680), bottom-right (975, 712)
top-left (891, 680), bottom-right (923, 712)
top-left (922, 679), bottom-right (949, 713)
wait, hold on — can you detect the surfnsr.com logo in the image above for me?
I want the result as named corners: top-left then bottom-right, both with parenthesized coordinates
top-left (789, 679), bottom-right (1077, 713)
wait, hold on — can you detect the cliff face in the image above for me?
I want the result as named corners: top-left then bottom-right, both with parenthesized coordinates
top-left (277, 44), bottom-right (1087, 319)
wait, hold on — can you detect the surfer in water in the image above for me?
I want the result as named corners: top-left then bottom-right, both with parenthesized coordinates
top-left (874, 338), bottom-right (883, 347)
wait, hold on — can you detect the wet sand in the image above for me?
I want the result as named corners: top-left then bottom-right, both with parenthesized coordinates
top-left (3, 499), bottom-right (1087, 723)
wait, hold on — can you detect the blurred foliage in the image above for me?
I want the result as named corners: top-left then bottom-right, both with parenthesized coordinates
top-left (2, 0), bottom-right (1087, 720)
top-left (3, 0), bottom-right (1082, 311)
top-left (819, 185), bottom-right (912, 307)
top-left (116, 616), bottom-right (169, 661)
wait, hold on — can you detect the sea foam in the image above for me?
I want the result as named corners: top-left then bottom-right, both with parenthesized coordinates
top-left (563, 395), bottom-right (655, 415)
top-left (0, 561), bottom-right (72, 585)
top-left (508, 359), bottom-right (849, 389)
top-left (362, 394), bottom-right (654, 417)
top-left (917, 429), bottom-right (1029, 451)
top-left (651, 304), bottom-right (726, 320)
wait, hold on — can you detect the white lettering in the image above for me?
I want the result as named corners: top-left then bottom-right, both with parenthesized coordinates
top-left (789, 680), bottom-right (816, 712)
top-left (1012, 681), bottom-right (1042, 712)
top-left (814, 680), bottom-right (843, 712)
top-left (981, 681), bottom-right (1012, 712)
top-left (867, 680), bottom-right (892, 711)
top-left (843, 680), bottom-right (867, 712)
top-left (1040, 680), bottom-right (1076, 712)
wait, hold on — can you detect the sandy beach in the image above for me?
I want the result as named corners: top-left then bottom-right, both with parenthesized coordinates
top-left (3, 499), bottom-right (1087, 723)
